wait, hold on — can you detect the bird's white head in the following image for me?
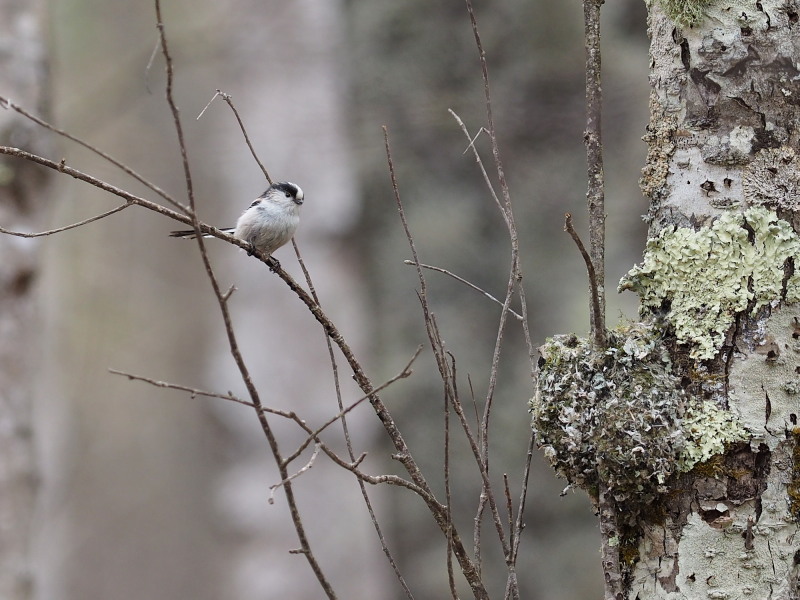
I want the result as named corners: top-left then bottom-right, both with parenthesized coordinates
top-left (264, 181), bottom-right (303, 207)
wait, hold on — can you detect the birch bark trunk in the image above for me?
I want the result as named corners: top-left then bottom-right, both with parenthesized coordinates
top-left (534, 2), bottom-right (800, 598)
top-left (0, 1), bottom-right (49, 598)
top-left (628, 1), bottom-right (800, 597)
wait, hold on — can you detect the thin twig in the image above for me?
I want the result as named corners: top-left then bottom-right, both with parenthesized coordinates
top-left (449, 106), bottom-right (513, 492)
top-left (108, 368), bottom-right (244, 403)
top-left (384, 126), bottom-right (489, 599)
top-left (195, 90), bottom-right (220, 121)
top-left (503, 474), bottom-right (514, 552)
top-left (0, 203), bottom-right (131, 237)
top-left (564, 213), bottom-right (603, 344)
top-left (463, 1), bottom-right (513, 223)
top-left (0, 146), bottom-right (191, 222)
top-left (291, 242), bottom-right (413, 597)
top-left (504, 441), bottom-right (537, 600)
top-left (0, 140), bottom-right (457, 563)
top-left (269, 445), bottom-right (321, 504)
top-left (511, 432), bottom-right (535, 565)
top-left (447, 356), bottom-right (509, 559)
top-left (463, 126), bottom-right (487, 155)
top-left (283, 345), bottom-right (422, 467)
top-left (0, 95), bottom-right (186, 213)
top-left (154, 2), bottom-right (336, 596)
top-left (583, 0), bottom-right (607, 348)
top-left (449, 110), bottom-right (506, 221)
top-left (444, 354), bottom-right (457, 600)
top-left (404, 260), bottom-right (523, 321)
top-left (462, 6), bottom-right (537, 598)
top-left (110, 365), bottom-right (433, 501)
top-left (144, 35), bottom-right (160, 94)
top-left (502, 474), bottom-right (520, 600)
top-left (197, 89), bottom-right (273, 184)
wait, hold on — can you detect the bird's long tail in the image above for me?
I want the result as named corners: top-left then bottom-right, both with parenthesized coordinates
top-left (169, 227), bottom-right (234, 239)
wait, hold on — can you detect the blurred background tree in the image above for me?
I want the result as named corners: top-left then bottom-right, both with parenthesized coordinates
top-left (0, 1), bottom-right (49, 598)
top-left (24, 0), bottom-right (649, 598)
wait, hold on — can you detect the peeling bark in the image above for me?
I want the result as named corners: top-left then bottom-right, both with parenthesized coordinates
top-left (627, 1), bottom-right (800, 598)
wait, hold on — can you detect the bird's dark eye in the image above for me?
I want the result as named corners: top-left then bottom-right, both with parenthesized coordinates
top-left (285, 192), bottom-right (291, 198)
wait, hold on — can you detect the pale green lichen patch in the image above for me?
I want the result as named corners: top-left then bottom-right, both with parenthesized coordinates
top-left (531, 324), bottom-right (749, 504)
top-left (620, 207), bottom-right (800, 359)
top-left (650, 0), bottom-right (714, 27)
top-left (678, 401), bottom-right (749, 471)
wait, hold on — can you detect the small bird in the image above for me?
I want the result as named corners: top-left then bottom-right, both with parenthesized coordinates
top-left (170, 182), bottom-right (304, 258)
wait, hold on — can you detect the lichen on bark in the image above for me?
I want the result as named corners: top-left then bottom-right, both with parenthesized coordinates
top-left (620, 206), bottom-right (800, 359)
top-left (531, 324), bottom-right (747, 504)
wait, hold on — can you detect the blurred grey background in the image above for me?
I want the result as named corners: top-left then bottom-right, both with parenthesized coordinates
top-left (30, 0), bottom-right (649, 598)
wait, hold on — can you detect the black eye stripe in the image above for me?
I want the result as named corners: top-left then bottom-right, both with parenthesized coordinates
top-left (272, 182), bottom-right (299, 199)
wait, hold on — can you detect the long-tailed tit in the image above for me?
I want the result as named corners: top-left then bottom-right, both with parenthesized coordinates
top-left (170, 182), bottom-right (304, 257)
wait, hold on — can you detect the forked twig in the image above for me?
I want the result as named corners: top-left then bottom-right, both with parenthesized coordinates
top-left (0, 2), bottom-right (542, 597)
top-left (384, 126), bottom-right (489, 599)
top-left (153, 2), bottom-right (336, 596)
top-left (462, 3), bottom-right (537, 597)
top-left (269, 445), bottom-right (321, 504)
top-left (197, 89), bottom-right (273, 184)
top-left (291, 225), bottom-right (413, 594)
top-left (0, 95), bottom-right (186, 213)
top-left (282, 345), bottom-right (423, 466)
top-left (404, 260), bottom-right (523, 321)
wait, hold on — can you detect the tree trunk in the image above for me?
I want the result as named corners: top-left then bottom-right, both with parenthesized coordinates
top-left (628, 0), bottom-right (800, 597)
top-left (0, 1), bottom-right (49, 598)
top-left (533, 1), bottom-right (800, 598)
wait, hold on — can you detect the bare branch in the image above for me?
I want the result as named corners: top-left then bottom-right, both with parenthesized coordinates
top-left (511, 432), bottom-right (535, 564)
top-left (384, 126), bottom-right (489, 599)
top-left (444, 354), bottom-right (457, 600)
top-left (154, 2), bottom-right (335, 596)
top-left (504, 473), bottom-right (514, 551)
top-left (597, 482), bottom-right (624, 600)
top-left (283, 345), bottom-right (422, 466)
top-left (108, 368), bottom-right (244, 404)
top-left (448, 353), bottom-right (509, 558)
top-left (269, 445), bottom-right (321, 504)
top-left (461, 7), bottom-right (538, 598)
top-left (583, 0), bottom-right (607, 348)
top-left (0, 146), bottom-right (187, 221)
top-left (564, 213), bottom-right (604, 346)
top-left (0, 5), bottom-right (540, 596)
top-left (449, 109), bottom-right (506, 221)
top-left (0, 95), bottom-right (186, 212)
top-left (464, 0), bottom-right (513, 222)
top-left (200, 90), bottom-right (273, 184)
top-left (0, 146), bottom-right (446, 558)
top-left (289, 238), bottom-right (414, 598)
top-left (404, 259), bottom-right (523, 320)
top-left (195, 90), bottom-right (219, 121)
top-left (0, 203), bottom-right (131, 237)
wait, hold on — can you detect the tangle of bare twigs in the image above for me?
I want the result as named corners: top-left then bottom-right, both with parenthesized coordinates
top-left (0, 2), bottom-right (540, 598)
